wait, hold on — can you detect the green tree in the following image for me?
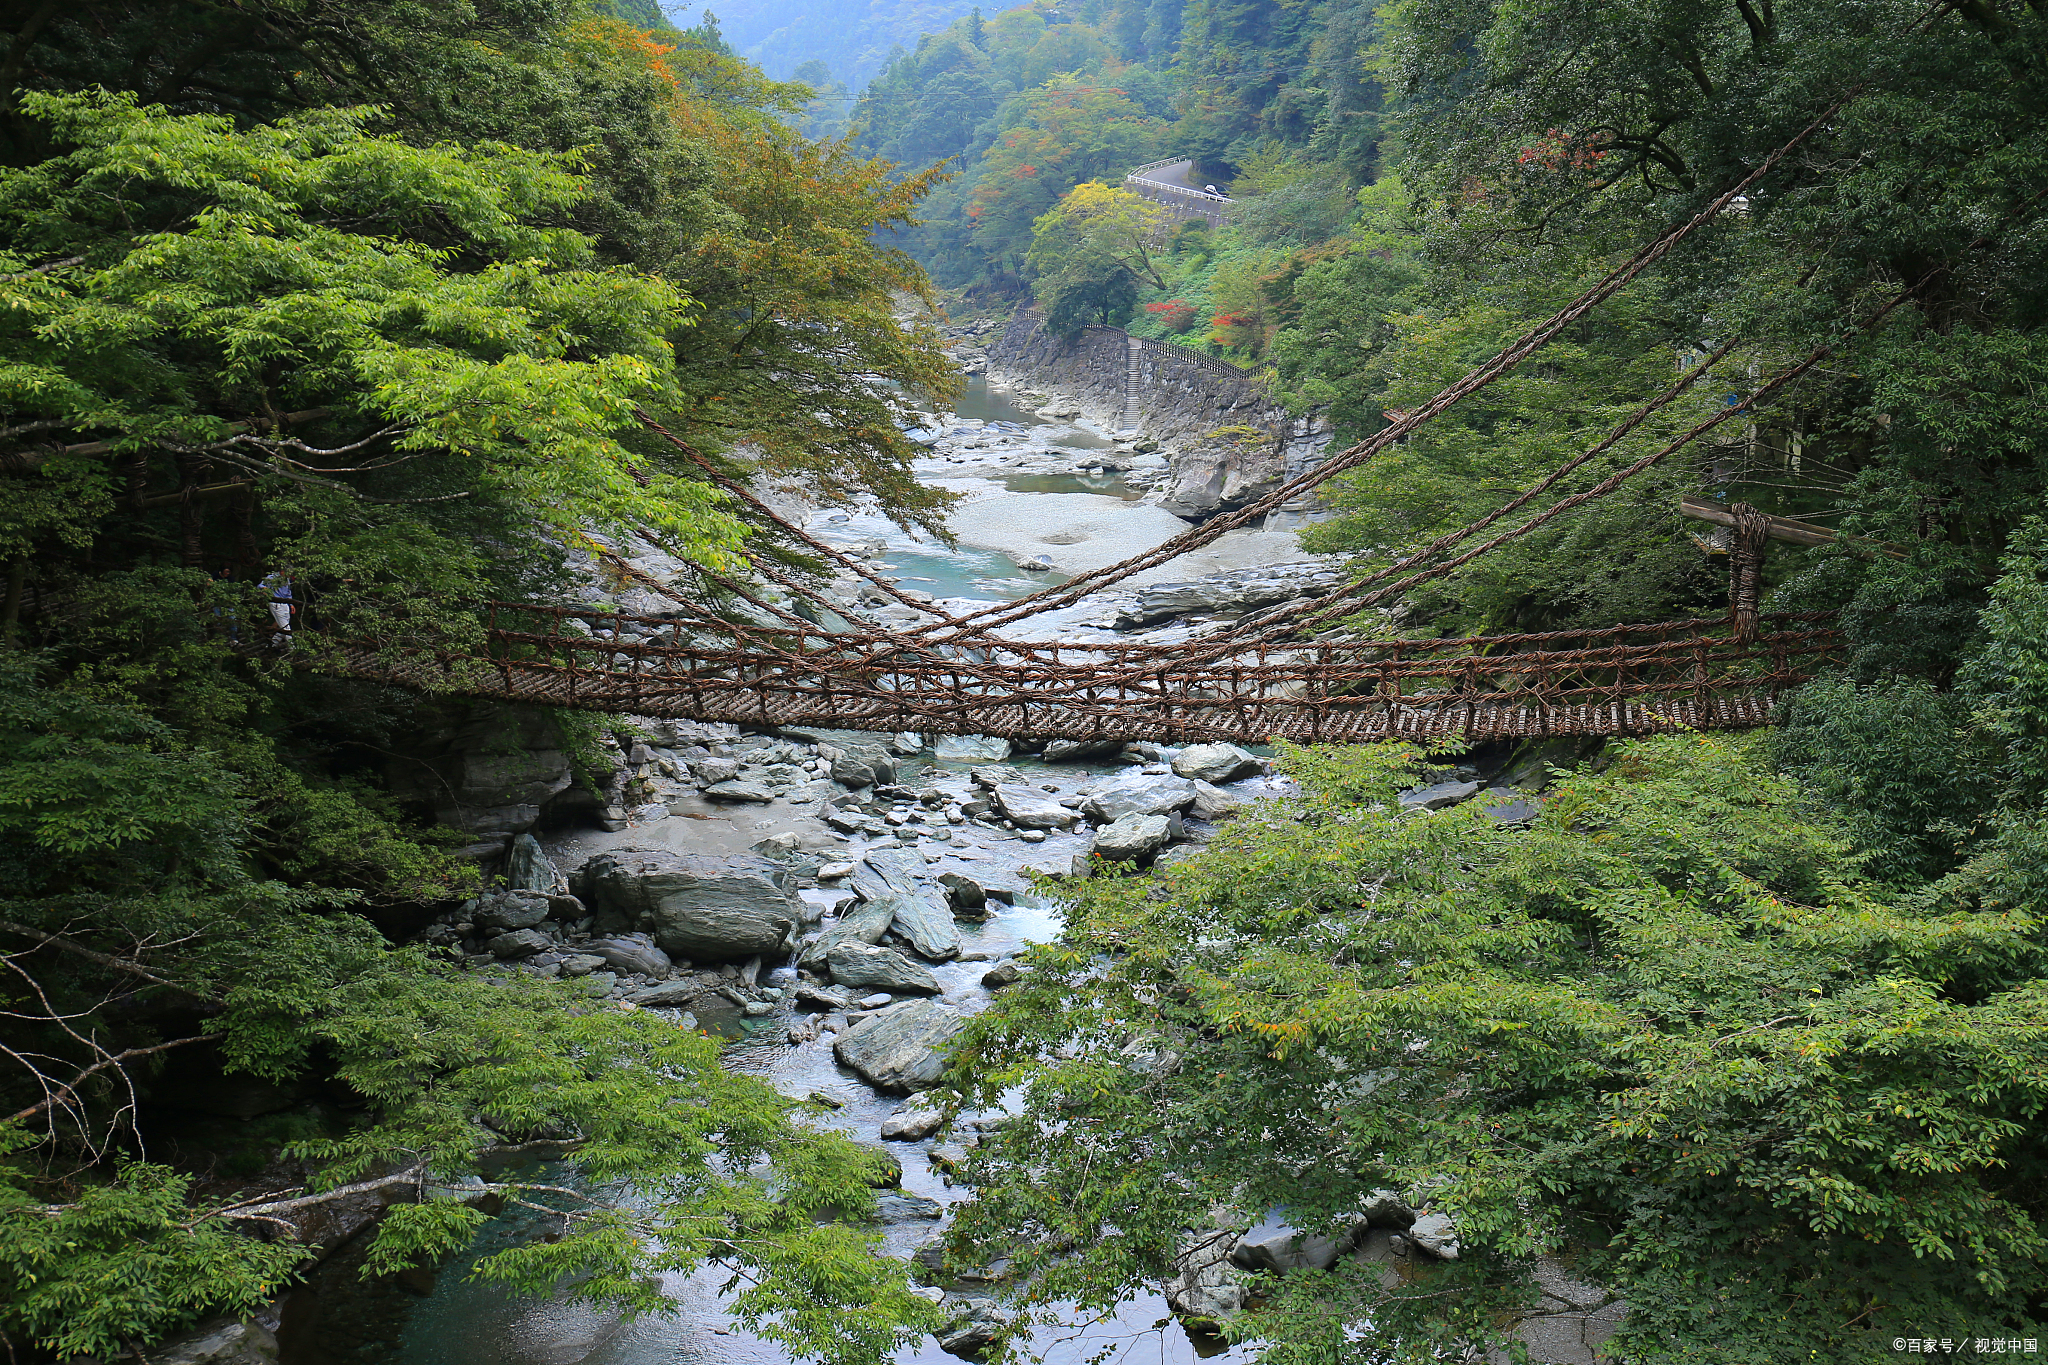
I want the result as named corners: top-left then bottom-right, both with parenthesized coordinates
top-left (943, 733), bottom-right (2048, 1361)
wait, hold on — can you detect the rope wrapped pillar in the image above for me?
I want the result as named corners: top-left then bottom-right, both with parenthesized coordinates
top-left (1728, 502), bottom-right (1771, 642)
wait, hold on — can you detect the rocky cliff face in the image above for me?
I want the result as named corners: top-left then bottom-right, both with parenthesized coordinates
top-left (985, 308), bottom-right (1332, 522)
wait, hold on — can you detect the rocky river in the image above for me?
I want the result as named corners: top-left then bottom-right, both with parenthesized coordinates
top-left (224, 371), bottom-right (1619, 1365)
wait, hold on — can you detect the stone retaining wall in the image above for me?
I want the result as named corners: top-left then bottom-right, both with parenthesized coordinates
top-left (987, 307), bottom-right (1332, 521)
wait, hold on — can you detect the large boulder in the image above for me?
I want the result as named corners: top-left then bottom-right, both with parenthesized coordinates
top-left (701, 779), bottom-right (774, 803)
top-left (829, 942), bottom-right (941, 995)
top-left (1080, 772), bottom-right (1198, 824)
top-left (1187, 780), bottom-right (1248, 821)
top-left (1406, 1211), bottom-right (1460, 1260)
top-left (583, 935), bottom-right (671, 976)
top-left (935, 734), bottom-right (1012, 762)
top-left (796, 895), bottom-right (898, 971)
top-left (851, 847), bottom-right (924, 902)
top-left (834, 999), bottom-right (965, 1093)
top-left (1091, 812), bottom-right (1171, 862)
top-left (1165, 1230), bottom-right (1246, 1325)
top-left (487, 928), bottom-right (549, 958)
top-left (1171, 743), bottom-right (1261, 784)
top-left (581, 851), bottom-right (800, 962)
top-left (889, 890), bottom-right (961, 961)
top-left (1041, 738), bottom-right (1125, 764)
top-left (1230, 1214), bottom-right (1363, 1272)
top-left (992, 784), bottom-right (1079, 830)
top-left (473, 891), bottom-right (550, 931)
top-left (506, 833), bottom-right (568, 894)
top-left (829, 744), bottom-right (898, 789)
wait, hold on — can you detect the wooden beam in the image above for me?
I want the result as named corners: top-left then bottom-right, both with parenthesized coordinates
top-left (1680, 495), bottom-right (1906, 559)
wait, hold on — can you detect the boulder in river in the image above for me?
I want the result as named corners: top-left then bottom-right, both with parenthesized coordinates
top-left (582, 850), bottom-right (800, 962)
top-left (1406, 1211), bottom-right (1460, 1259)
top-left (881, 1107), bottom-right (947, 1141)
top-left (936, 734), bottom-right (1012, 762)
top-left (1171, 742), bottom-right (1261, 784)
top-left (828, 942), bottom-right (941, 996)
top-left (797, 895), bottom-right (897, 971)
top-left (834, 999), bottom-right (965, 1093)
top-left (829, 744), bottom-right (898, 789)
top-left (1079, 771), bottom-right (1198, 823)
top-left (1166, 1230), bottom-right (1246, 1326)
top-left (1091, 812), bottom-right (1171, 862)
top-left (888, 890), bottom-right (961, 961)
top-left (1187, 779), bottom-right (1248, 821)
top-left (1230, 1215), bottom-right (1364, 1272)
top-left (993, 784), bottom-right (1079, 829)
top-left (1041, 738), bottom-right (1123, 763)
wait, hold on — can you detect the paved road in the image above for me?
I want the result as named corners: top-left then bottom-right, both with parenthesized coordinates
top-left (1131, 157), bottom-right (1227, 199)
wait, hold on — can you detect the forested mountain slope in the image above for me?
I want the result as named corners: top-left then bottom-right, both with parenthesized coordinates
top-left (0, 3), bottom-right (952, 1358)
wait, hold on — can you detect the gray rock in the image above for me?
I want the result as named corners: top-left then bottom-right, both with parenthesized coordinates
top-left (1091, 812), bottom-right (1171, 862)
top-left (1041, 738), bottom-right (1124, 763)
top-left (147, 1318), bottom-right (280, 1365)
top-left (833, 1000), bottom-right (965, 1093)
top-left (992, 784), bottom-right (1078, 829)
top-left (889, 889), bottom-right (962, 961)
top-left (1230, 1215), bottom-right (1362, 1272)
top-left (796, 896), bottom-right (898, 971)
top-left (817, 861), bottom-right (855, 880)
top-left (1360, 1189), bottom-right (1415, 1227)
top-left (751, 831), bottom-right (802, 860)
top-left (742, 999), bottom-right (777, 1016)
top-left (1398, 779), bottom-right (1481, 811)
top-left (1187, 779), bottom-right (1248, 821)
top-left (474, 892), bottom-right (550, 931)
top-left (1477, 786), bottom-right (1542, 823)
top-left (627, 978), bottom-right (703, 1007)
top-left (688, 756), bottom-right (741, 785)
top-left (507, 833), bottom-right (567, 894)
top-left (1171, 743), bottom-right (1261, 784)
top-left (579, 971), bottom-right (618, 998)
top-left (487, 928), bottom-right (550, 958)
top-left (936, 734), bottom-right (1012, 762)
top-left (828, 942), bottom-right (941, 996)
top-left (557, 953), bottom-right (607, 977)
top-left (857, 992), bottom-right (895, 1009)
top-left (851, 846), bottom-right (924, 902)
top-left (980, 960), bottom-right (1023, 989)
top-left (829, 744), bottom-right (898, 788)
top-left (796, 981), bottom-right (854, 1011)
top-left (701, 779), bottom-right (774, 803)
top-left (1080, 771), bottom-right (1198, 824)
top-left (582, 851), bottom-right (800, 962)
top-left (937, 871), bottom-right (990, 917)
top-left (935, 1296), bottom-right (1011, 1356)
top-left (890, 731), bottom-right (925, 755)
top-left (583, 935), bottom-right (671, 977)
top-left (880, 1107), bottom-right (946, 1141)
top-left (1165, 1230), bottom-right (1246, 1324)
top-left (1407, 1211), bottom-right (1459, 1259)
top-left (877, 1192), bottom-right (945, 1222)
top-left (967, 764), bottom-right (1022, 789)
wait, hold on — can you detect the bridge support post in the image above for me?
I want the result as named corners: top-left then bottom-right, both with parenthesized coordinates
top-left (1728, 502), bottom-right (1771, 643)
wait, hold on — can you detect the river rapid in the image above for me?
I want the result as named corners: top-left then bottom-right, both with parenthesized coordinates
top-left (386, 379), bottom-right (1274, 1365)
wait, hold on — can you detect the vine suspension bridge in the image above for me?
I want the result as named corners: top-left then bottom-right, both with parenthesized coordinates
top-left (314, 93), bottom-right (1943, 745)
